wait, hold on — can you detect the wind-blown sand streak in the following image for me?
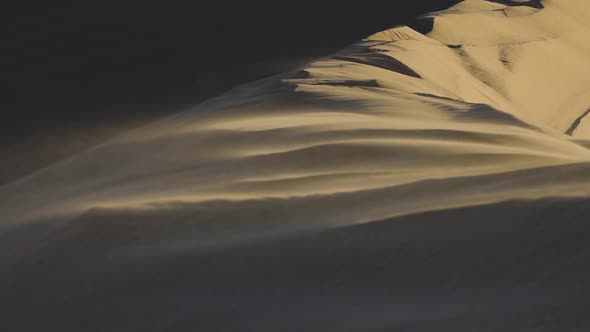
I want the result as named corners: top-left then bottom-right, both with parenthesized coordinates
top-left (2, 0), bottom-right (590, 330)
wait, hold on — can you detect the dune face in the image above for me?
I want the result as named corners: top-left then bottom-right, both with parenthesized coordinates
top-left (3, 0), bottom-right (590, 330)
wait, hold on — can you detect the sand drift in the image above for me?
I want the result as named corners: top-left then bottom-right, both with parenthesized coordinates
top-left (2, 0), bottom-right (590, 330)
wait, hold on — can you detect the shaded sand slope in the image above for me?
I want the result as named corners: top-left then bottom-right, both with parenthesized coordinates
top-left (3, 197), bottom-right (590, 331)
top-left (3, 0), bottom-right (590, 330)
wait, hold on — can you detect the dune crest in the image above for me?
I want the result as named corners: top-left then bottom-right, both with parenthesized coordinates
top-left (2, 0), bottom-right (590, 225)
top-left (3, 0), bottom-right (590, 330)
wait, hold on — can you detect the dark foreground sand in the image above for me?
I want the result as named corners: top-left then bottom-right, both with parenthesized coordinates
top-left (2, 197), bottom-right (590, 331)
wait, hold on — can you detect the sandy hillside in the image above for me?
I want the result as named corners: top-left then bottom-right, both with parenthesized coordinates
top-left (2, 0), bottom-right (590, 330)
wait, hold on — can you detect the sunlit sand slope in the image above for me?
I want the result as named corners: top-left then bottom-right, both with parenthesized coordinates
top-left (2, 0), bottom-right (590, 330)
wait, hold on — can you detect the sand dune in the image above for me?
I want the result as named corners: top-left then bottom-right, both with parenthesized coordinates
top-left (3, 0), bottom-right (590, 330)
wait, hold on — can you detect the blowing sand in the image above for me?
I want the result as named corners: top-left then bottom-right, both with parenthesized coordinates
top-left (2, 0), bottom-right (590, 330)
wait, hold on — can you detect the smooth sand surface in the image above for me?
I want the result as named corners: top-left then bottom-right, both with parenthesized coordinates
top-left (3, 0), bottom-right (590, 330)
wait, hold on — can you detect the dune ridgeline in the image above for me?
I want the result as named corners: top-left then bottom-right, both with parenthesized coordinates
top-left (3, 0), bottom-right (590, 330)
